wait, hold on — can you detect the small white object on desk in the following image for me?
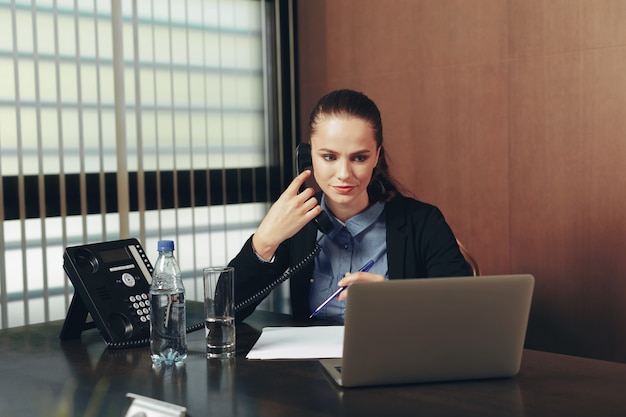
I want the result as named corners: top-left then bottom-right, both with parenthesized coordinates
top-left (125, 393), bottom-right (187, 417)
top-left (246, 326), bottom-right (344, 360)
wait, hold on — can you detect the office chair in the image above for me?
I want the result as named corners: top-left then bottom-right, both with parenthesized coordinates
top-left (457, 239), bottom-right (480, 276)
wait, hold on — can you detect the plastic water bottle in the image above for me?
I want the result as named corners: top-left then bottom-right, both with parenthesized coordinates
top-left (150, 240), bottom-right (187, 365)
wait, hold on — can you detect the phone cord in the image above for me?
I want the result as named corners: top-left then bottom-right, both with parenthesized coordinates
top-left (234, 239), bottom-right (323, 313)
top-left (106, 320), bottom-right (205, 350)
top-left (106, 237), bottom-right (326, 350)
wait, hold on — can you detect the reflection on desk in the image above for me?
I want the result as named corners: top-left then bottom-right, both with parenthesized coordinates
top-left (1, 307), bottom-right (626, 417)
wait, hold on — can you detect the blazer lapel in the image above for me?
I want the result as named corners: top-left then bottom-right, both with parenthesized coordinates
top-left (385, 196), bottom-right (409, 279)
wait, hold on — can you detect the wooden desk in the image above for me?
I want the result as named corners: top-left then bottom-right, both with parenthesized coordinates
top-left (1, 307), bottom-right (626, 417)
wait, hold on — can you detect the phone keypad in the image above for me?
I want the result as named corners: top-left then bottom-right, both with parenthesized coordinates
top-left (128, 293), bottom-right (151, 323)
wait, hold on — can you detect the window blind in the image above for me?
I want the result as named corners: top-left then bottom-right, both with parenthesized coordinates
top-left (0, 0), bottom-right (288, 328)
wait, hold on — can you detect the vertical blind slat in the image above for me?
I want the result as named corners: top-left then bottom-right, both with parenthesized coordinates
top-left (132, 0), bottom-right (146, 245)
top-left (73, 0), bottom-right (88, 243)
top-left (167, 0), bottom-right (180, 246)
top-left (217, 1), bottom-right (229, 258)
top-left (0, 121), bottom-right (6, 328)
top-left (150, 0), bottom-right (162, 238)
top-left (31, 0), bottom-right (50, 323)
top-left (182, 0), bottom-right (200, 297)
top-left (52, 0), bottom-right (70, 311)
top-left (112, 0), bottom-right (129, 239)
top-left (201, 0), bottom-right (214, 275)
top-left (93, 1), bottom-right (107, 239)
top-left (11, 0), bottom-right (30, 325)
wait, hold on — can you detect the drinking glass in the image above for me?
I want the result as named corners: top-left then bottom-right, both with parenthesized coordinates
top-left (203, 266), bottom-right (236, 358)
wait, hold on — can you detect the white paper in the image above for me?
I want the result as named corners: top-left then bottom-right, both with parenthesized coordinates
top-left (246, 326), bottom-right (344, 360)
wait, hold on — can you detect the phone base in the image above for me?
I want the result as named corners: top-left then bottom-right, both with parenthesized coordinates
top-left (59, 292), bottom-right (97, 341)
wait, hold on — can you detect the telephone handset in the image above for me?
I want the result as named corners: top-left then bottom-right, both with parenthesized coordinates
top-left (295, 143), bottom-right (333, 233)
top-left (233, 143), bottom-right (333, 312)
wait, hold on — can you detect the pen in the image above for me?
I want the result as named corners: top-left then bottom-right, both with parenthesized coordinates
top-left (309, 260), bottom-right (375, 318)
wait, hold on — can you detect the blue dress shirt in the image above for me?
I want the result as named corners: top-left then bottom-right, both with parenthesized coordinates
top-left (309, 195), bottom-right (388, 323)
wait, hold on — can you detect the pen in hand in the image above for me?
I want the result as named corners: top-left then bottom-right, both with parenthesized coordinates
top-left (309, 260), bottom-right (375, 318)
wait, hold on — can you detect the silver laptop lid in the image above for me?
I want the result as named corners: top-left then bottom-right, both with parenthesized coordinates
top-left (330, 274), bottom-right (534, 387)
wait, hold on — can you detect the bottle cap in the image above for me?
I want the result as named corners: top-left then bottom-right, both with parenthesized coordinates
top-left (157, 240), bottom-right (175, 252)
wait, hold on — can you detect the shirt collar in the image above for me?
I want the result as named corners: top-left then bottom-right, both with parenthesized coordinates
top-left (321, 195), bottom-right (385, 238)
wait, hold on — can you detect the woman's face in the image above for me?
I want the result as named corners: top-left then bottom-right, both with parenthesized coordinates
top-left (310, 115), bottom-right (380, 221)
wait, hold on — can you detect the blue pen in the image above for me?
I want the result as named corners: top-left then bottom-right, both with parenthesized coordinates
top-left (309, 260), bottom-right (375, 318)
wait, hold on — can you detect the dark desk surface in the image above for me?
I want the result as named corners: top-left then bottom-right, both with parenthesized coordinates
top-left (1, 306), bottom-right (626, 417)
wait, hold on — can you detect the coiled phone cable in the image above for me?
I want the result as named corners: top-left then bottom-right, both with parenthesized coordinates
top-left (234, 236), bottom-right (325, 312)
top-left (234, 212), bottom-right (333, 312)
top-left (108, 215), bottom-right (333, 349)
top-left (106, 240), bottom-right (323, 350)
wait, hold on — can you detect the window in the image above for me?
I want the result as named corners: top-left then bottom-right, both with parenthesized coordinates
top-left (0, 0), bottom-right (293, 328)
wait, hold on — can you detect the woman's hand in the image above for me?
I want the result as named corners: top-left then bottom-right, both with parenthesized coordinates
top-left (252, 170), bottom-right (323, 261)
top-left (336, 271), bottom-right (385, 301)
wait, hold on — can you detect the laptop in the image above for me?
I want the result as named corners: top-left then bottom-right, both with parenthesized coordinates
top-left (319, 274), bottom-right (534, 388)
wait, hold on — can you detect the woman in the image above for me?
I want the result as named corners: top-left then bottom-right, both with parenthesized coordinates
top-left (229, 89), bottom-right (471, 323)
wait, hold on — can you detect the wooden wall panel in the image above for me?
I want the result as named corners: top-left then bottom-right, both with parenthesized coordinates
top-left (296, 0), bottom-right (626, 362)
top-left (412, 0), bottom-right (508, 67)
top-left (406, 63), bottom-right (510, 274)
top-left (581, 0), bottom-right (626, 49)
top-left (509, 52), bottom-right (591, 356)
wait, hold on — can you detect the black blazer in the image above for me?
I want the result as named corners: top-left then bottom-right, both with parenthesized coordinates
top-left (229, 194), bottom-right (472, 322)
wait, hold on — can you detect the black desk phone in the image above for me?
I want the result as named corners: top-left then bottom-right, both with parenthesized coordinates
top-left (61, 238), bottom-right (206, 349)
top-left (60, 238), bottom-right (156, 348)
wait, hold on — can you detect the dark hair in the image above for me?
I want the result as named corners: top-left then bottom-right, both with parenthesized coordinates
top-left (308, 89), bottom-right (400, 202)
